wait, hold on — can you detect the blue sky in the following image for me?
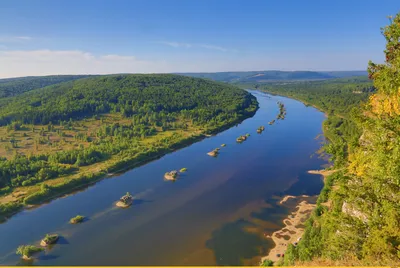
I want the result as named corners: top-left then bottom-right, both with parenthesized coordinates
top-left (0, 0), bottom-right (399, 78)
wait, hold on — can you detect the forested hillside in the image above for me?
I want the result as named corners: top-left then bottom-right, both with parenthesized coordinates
top-left (0, 74), bottom-right (257, 221)
top-left (257, 76), bottom-right (374, 115)
top-left (178, 71), bottom-right (368, 83)
top-left (0, 75), bottom-right (93, 98)
top-left (261, 15), bottom-right (400, 266)
top-left (0, 74), bottom-right (254, 126)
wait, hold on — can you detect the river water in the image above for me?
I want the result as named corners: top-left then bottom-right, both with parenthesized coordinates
top-left (0, 91), bottom-right (326, 265)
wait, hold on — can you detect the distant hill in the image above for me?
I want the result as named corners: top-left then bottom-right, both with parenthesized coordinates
top-left (0, 71), bottom-right (368, 98)
top-left (0, 75), bottom-right (94, 98)
top-left (0, 74), bottom-right (257, 126)
top-left (321, 71), bottom-right (368, 78)
top-left (177, 70), bottom-right (368, 83)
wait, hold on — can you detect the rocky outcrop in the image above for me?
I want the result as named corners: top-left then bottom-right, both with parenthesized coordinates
top-left (164, 170), bottom-right (179, 181)
top-left (116, 192), bottom-right (133, 207)
top-left (236, 135), bottom-right (247, 142)
top-left (207, 149), bottom-right (219, 157)
top-left (40, 234), bottom-right (59, 246)
top-left (342, 201), bottom-right (368, 223)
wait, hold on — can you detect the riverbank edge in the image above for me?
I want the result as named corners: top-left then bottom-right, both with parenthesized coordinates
top-left (0, 101), bottom-right (259, 223)
top-left (260, 173), bottom-right (330, 266)
top-left (261, 195), bottom-right (317, 264)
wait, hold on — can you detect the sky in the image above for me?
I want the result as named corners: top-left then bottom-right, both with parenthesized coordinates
top-left (0, 0), bottom-right (399, 78)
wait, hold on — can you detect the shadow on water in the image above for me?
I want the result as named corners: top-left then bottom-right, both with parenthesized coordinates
top-left (205, 175), bottom-right (323, 266)
top-left (281, 172), bottom-right (324, 197)
top-left (205, 219), bottom-right (271, 266)
top-left (80, 217), bottom-right (90, 224)
top-left (56, 236), bottom-right (69, 245)
top-left (205, 198), bottom-right (291, 265)
top-left (133, 199), bottom-right (153, 206)
top-left (16, 258), bottom-right (34, 266)
top-left (250, 199), bottom-right (290, 224)
top-left (38, 254), bottom-right (59, 261)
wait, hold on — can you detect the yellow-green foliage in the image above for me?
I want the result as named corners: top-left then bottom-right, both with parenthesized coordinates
top-left (282, 13), bottom-right (400, 266)
top-left (16, 245), bottom-right (43, 258)
top-left (70, 215), bottom-right (85, 224)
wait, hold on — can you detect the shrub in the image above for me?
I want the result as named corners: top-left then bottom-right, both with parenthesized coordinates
top-left (16, 245), bottom-right (43, 259)
top-left (42, 234), bottom-right (59, 244)
top-left (260, 259), bottom-right (274, 266)
top-left (70, 215), bottom-right (85, 224)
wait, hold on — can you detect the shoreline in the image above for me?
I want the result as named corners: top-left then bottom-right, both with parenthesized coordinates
top-left (0, 104), bottom-right (259, 223)
top-left (260, 168), bottom-right (334, 265)
top-left (307, 169), bottom-right (336, 179)
top-left (261, 195), bottom-right (317, 264)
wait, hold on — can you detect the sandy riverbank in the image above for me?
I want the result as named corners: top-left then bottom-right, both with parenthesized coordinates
top-left (261, 197), bottom-right (316, 264)
top-left (260, 169), bottom-right (336, 265)
top-left (307, 169), bottom-right (336, 178)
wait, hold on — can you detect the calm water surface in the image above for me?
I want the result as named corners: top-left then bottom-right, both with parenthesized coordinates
top-left (0, 91), bottom-right (326, 265)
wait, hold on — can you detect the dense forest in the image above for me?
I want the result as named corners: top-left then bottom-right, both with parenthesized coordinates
top-left (0, 74), bottom-right (257, 220)
top-left (262, 15), bottom-right (400, 266)
top-left (0, 74), bottom-right (255, 126)
top-left (0, 75), bottom-right (93, 98)
top-left (256, 76), bottom-right (374, 115)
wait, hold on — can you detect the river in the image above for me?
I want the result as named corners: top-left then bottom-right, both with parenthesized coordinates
top-left (0, 90), bottom-right (327, 265)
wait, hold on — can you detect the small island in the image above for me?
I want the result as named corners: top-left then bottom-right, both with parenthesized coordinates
top-left (116, 192), bottom-right (133, 208)
top-left (257, 126), bottom-right (265, 133)
top-left (16, 245), bottom-right (44, 260)
top-left (245, 133), bottom-right (250, 137)
top-left (268, 120), bottom-right (275, 125)
top-left (40, 234), bottom-right (59, 246)
top-left (221, 144), bottom-right (226, 147)
top-left (236, 135), bottom-right (247, 143)
top-left (207, 149), bottom-right (219, 157)
top-left (70, 215), bottom-right (85, 224)
top-left (180, 168), bottom-right (187, 172)
top-left (276, 102), bottom-right (287, 120)
top-left (164, 170), bottom-right (179, 181)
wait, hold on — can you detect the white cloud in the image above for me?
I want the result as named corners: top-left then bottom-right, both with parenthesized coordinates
top-left (0, 50), bottom-right (171, 78)
top-left (15, 36), bottom-right (32, 40)
top-left (158, 41), bottom-right (236, 52)
top-left (158, 41), bottom-right (192, 48)
top-left (198, 44), bottom-right (228, 52)
top-left (0, 36), bottom-right (32, 43)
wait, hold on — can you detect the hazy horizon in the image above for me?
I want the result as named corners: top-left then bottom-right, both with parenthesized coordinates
top-left (0, 70), bottom-right (369, 80)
